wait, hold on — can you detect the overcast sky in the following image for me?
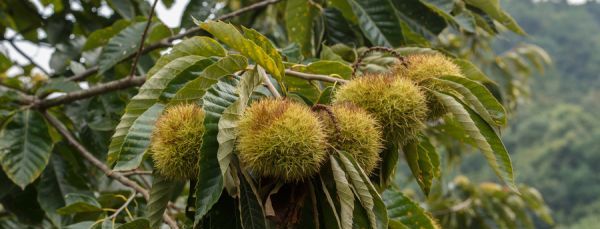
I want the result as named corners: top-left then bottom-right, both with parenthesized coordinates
top-left (0, 0), bottom-right (590, 75)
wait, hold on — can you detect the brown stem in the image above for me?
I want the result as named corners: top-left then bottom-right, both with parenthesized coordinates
top-left (7, 40), bottom-right (50, 76)
top-left (351, 46), bottom-right (405, 78)
top-left (284, 69), bottom-right (348, 84)
top-left (257, 66), bottom-right (281, 98)
top-left (41, 112), bottom-right (179, 228)
top-left (128, 0), bottom-right (159, 79)
top-left (33, 76), bottom-right (146, 109)
top-left (109, 191), bottom-right (137, 219)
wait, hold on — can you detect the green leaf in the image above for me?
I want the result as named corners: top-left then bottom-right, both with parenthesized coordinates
top-left (452, 58), bottom-right (493, 83)
top-left (199, 21), bottom-right (285, 83)
top-left (147, 36), bottom-right (226, 78)
top-left (195, 77), bottom-right (240, 224)
top-left (328, 0), bottom-right (358, 23)
top-left (0, 109), bottom-right (53, 189)
top-left (294, 60), bottom-right (353, 80)
top-left (180, 0), bottom-right (218, 28)
top-left (217, 69), bottom-right (261, 179)
top-left (330, 155), bottom-right (354, 229)
top-left (56, 193), bottom-right (102, 215)
top-left (117, 218), bottom-right (151, 229)
top-left (83, 19), bottom-right (132, 51)
top-left (464, 0), bottom-right (525, 35)
top-left (113, 103), bottom-right (165, 171)
top-left (286, 0), bottom-right (316, 56)
top-left (238, 171), bottom-right (267, 229)
top-left (98, 21), bottom-right (147, 74)
top-left (347, 0), bottom-right (404, 47)
top-left (109, 0), bottom-right (135, 19)
top-left (35, 78), bottom-right (81, 96)
top-left (433, 91), bottom-right (516, 190)
top-left (403, 139), bottom-right (438, 196)
top-left (390, 0), bottom-right (447, 39)
top-left (435, 75), bottom-right (506, 126)
top-left (108, 56), bottom-right (214, 166)
top-left (170, 54), bottom-right (248, 104)
top-left (338, 152), bottom-right (388, 229)
top-left (147, 173), bottom-right (178, 229)
top-left (376, 143), bottom-right (399, 191)
top-left (383, 189), bottom-right (439, 229)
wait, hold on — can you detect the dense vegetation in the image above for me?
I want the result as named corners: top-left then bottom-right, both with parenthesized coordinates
top-left (462, 0), bottom-right (600, 228)
top-left (0, 0), bottom-right (583, 228)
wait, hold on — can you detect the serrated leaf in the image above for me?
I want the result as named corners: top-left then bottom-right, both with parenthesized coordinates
top-left (217, 69), bottom-right (260, 178)
top-left (376, 143), bottom-right (399, 191)
top-left (98, 21), bottom-right (147, 74)
top-left (170, 54), bottom-right (248, 104)
top-left (199, 21), bottom-right (285, 82)
top-left (108, 56), bottom-right (214, 166)
top-left (83, 19), bottom-right (132, 51)
top-left (117, 218), bottom-right (150, 229)
top-left (464, 0), bottom-right (525, 35)
top-left (56, 193), bottom-right (102, 215)
top-left (383, 190), bottom-right (439, 229)
top-left (403, 139), bottom-right (437, 196)
top-left (294, 60), bottom-right (353, 80)
top-left (338, 152), bottom-right (388, 229)
top-left (180, 0), bottom-right (219, 28)
top-left (238, 171), bottom-right (267, 229)
top-left (147, 173), bottom-right (177, 229)
top-left (435, 75), bottom-right (506, 126)
top-left (286, 0), bottom-right (316, 56)
top-left (113, 103), bottom-right (165, 171)
top-left (347, 0), bottom-right (404, 47)
top-left (452, 58), bottom-right (493, 83)
top-left (324, 8), bottom-right (361, 46)
top-left (147, 36), bottom-right (226, 78)
top-left (0, 109), bottom-right (53, 189)
top-left (390, 0), bottom-right (447, 39)
top-left (328, 0), bottom-right (358, 23)
top-left (194, 77), bottom-right (240, 224)
top-left (433, 91), bottom-right (516, 190)
top-left (330, 155), bottom-right (354, 229)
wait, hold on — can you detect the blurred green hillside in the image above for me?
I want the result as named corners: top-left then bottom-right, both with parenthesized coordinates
top-left (462, 0), bottom-right (600, 228)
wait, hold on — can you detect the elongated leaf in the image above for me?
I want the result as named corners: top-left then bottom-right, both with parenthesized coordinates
top-left (435, 75), bottom-right (506, 126)
top-left (195, 77), bottom-right (240, 224)
top-left (286, 0), bottom-right (315, 56)
top-left (347, 0), bottom-right (404, 47)
top-left (147, 36), bottom-right (226, 78)
top-left (180, 0), bottom-right (218, 28)
top-left (217, 69), bottom-right (260, 178)
top-left (200, 21), bottom-right (285, 82)
top-left (57, 194), bottom-right (102, 215)
top-left (0, 109), bottom-right (53, 189)
top-left (170, 55), bottom-right (248, 104)
top-left (390, 0), bottom-right (447, 39)
top-left (330, 155), bottom-right (354, 229)
top-left (108, 56), bottom-right (214, 166)
top-left (337, 152), bottom-right (388, 229)
top-left (83, 19), bottom-right (131, 51)
top-left (113, 103), bottom-right (165, 171)
top-left (464, 0), bottom-right (525, 35)
top-left (98, 21), bottom-right (147, 74)
top-left (433, 91), bottom-right (516, 190)
top-left (147, 173), bottom-right (177, 229)
top-left (117, 219), bottom-right (150, 229)
top-left (383, 190), bottom-right (439, 229)
top-left (403, 142), bottom-right (434, 196)
top-left (452, 58), bottom-right (493, 83)
top-left (376, 143), bottom-right (399, 191)
top-left (238, 171), bottom-right (267, 229)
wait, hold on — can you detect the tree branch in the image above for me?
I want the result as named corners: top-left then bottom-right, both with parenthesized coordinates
top-left (284, 69), bottom-right (348, 84)
top-left (67, 0), bottom-right (282, 82)
top-left (34, 76), bottom-right (146, 109)
top-left (128, 0), bottom-right (159, 79)
top-left (6, 40), bottom-right (50, 76)
top-left (258, 66), bottom-right (281, 98)
top-left (42, 112), bottom-right (179, 229)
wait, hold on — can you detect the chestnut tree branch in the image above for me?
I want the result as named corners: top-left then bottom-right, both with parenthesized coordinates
top-left (42, 111), bottom-right (179, 228)
top-left (128, 0), bottom-right (159, 79)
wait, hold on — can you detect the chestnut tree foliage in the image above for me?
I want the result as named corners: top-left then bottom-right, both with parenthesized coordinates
top-left (0, 0), bottom-right (553, 228)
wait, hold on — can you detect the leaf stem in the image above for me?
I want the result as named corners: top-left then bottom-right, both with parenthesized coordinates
top-left (258, 66), bottom-right (282, 98)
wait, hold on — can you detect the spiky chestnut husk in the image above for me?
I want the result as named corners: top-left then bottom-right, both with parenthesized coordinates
top-left (334, 74), bottom-right (428, 144)
top-left (150, 104), bottom-right (205, 181)
top-left (316, 103), bottom-right (384, 174)
top-left (237, 99), bottom-right (328, 182)
top-left (394, 53), bottom-right (464, 119)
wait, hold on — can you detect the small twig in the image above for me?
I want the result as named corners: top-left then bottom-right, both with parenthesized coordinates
top-left (109, 191), bottom-right (137, 219)
top-left (284, 69), bottom-right (348, 84)
top-left (128, 0), bottom-right (159, 79)
top-left (120, 170), bottom-right (153, 176)
top-left (41, 112), bottom-right (179, 229)
top-left (351, 46), bottom-right (405, 78)
top-left (257, 66), bottom-right (281, 98)
top-left (33, 76), bottom-right (145, 109)
top-left (6, 40), bottom-right (50, 76)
